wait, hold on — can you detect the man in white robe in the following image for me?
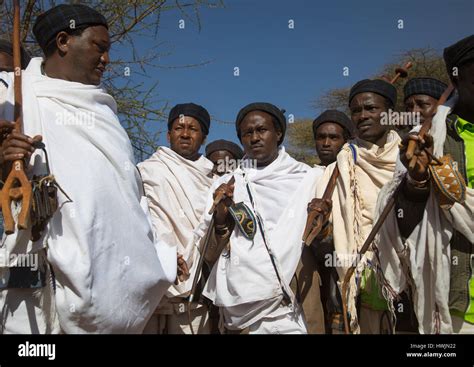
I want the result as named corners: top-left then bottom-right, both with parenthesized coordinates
top-left (0, 4), bottom-right (175, 334)
top-left (374, 35), bottom-right (474, 334)
top-left (198, 102), bottom-right (324, 334)
top-left (138, 102), bottom-right (216, 334)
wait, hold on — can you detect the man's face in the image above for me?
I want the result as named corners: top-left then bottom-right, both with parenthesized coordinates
top-left (0, 52), bottom-right (13, 72)
top-left (208, 150), bottom-right (236, 176)
top-left (66, 25), bottom-right (110, 85)
top-left (167, 116), bottom-right (205, 160)
top-left (349, 92), bottom-right (389, 145)
top-left (404, 94), bottom-right (437, 124)
top-left (314, 122), bottom-right (346, 166)
top-left (240, 111), bottom-right (282, 167)
top-left (455, 62), bottom-right (474, 106)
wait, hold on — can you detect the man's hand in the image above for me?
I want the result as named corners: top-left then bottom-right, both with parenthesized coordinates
top-left (175, 253), bottom-right (190, 284)
top-left (213, 182), bottom-right (234, 225)
top-left (2, 130), bottom-right (42, 163)
top-left (400, 133), bottom-right (433, 182)
top-left (307, 198), bottom-right (332, 227)
top-left (0, 120), bottom-right (15, 143)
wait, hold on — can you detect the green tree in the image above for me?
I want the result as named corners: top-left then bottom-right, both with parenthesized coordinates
top-left (286, 118), bottom-right (319, 166)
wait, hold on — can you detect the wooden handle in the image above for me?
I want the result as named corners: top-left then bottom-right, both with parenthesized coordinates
top-left (407, 141), bottom-right (418, 170)
top-left (1, 161), bottom-right (32, 233)
top-left (13, 0), bottom-right (22, 132)
top-left (323, 165), bottom-right (339, 200)
top-left (390, 61), bottom-right (413, 84)
top-left (302, 213), bottom-right (323, 246)
top-left (208, 176), bottom-right (235, 215)
top-left (406, 117), bottom-right (432, 166)
top-left (188, 215), bottom-right (215, 304)
top-left (302, 166), bottom-right (339, 245)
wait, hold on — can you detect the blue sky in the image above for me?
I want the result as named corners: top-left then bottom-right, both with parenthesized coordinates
top-left (112, 0), bottom-right (474, 148)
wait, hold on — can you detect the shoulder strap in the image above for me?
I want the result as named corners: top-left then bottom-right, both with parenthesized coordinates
top-left (244, 174), bottom-right (295, 306)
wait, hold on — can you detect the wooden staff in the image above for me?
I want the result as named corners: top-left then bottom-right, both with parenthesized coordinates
top-left (208, 176), bottom-right (235, 214)
top-left (383, 62), bottom-right (413, 84)
top-left (188, 175), bottom-right (235, 303)
top-left (0, 0), bottom-right (32, 234)
top-left (302, 166), bottom-right (338, 245)
top-left (187, 175), bottom-right (234, 334)
top-left (341, 83), bottom-right (454, 334)
top-left (187, 214), bottom-right (214, 305)
top-left (302, 62), bottom-right (413, 246)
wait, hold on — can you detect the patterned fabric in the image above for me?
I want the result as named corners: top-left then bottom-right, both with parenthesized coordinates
top-left (429, 154), bottom-right (467, 208)
top-left (403, 77), bottom-right (447, 101)
top-left (33, 4), bottom-right (108, 50)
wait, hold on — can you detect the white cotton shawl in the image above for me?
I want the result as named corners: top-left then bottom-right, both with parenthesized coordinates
top-left (0, 58), bottom-right (176, 333)
top-left (199, 147), bottom-right (321, 329)
top-left (374, 95), bottom-right (474, 334)
top-left (138, 146), bottom-right (215, 298)
top-left (314, 130), bottom-right (401, 333)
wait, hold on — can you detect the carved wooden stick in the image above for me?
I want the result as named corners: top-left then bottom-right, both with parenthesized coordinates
top-left (0, 0), bottom-right (32, 234)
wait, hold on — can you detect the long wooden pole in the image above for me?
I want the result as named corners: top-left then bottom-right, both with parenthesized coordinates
top-left (0, 0), bottom-right (32, 233)
top-left (188, 175), bottom-right (235, 304)
top-left (187, 175), bottom-right (234, 334)
top-left (302, 166), bottom-right (338, 245)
